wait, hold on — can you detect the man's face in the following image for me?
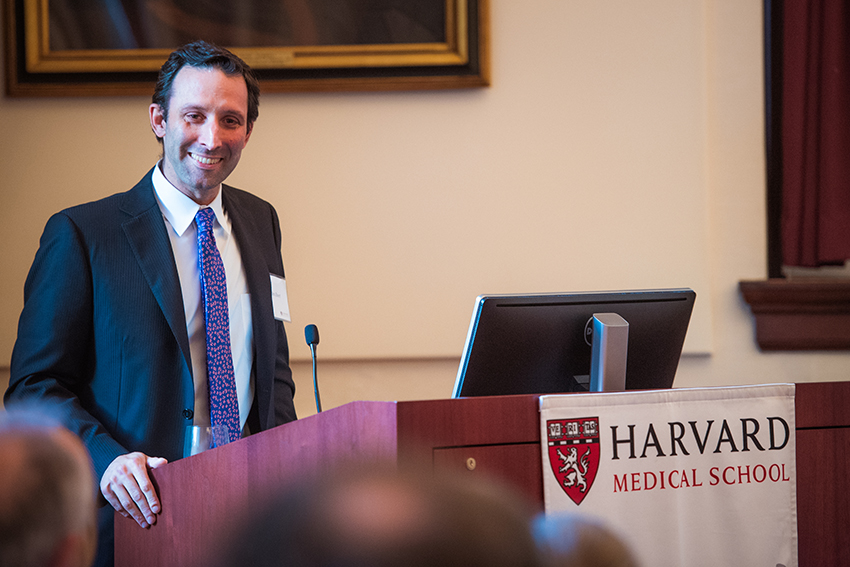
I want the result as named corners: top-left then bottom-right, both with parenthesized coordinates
top-left (149, 66), bottom-right (252, 205)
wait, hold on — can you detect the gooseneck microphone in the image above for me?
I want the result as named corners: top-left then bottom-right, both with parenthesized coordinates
top-left (304, 324), bottom-right (322, 413)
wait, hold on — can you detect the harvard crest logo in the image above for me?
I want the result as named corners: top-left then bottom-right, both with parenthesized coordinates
top-left (547, 417), bottom-right (600, 505)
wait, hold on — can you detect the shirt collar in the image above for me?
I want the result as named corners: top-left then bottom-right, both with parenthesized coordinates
top-left (151, 162), bottom-right (229, 237)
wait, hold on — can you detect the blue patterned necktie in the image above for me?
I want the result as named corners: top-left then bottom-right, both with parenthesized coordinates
top-left (195, 207), bottom-right (240, 446)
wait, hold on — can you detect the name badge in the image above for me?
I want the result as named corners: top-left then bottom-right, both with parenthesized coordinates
top-left (270, 274), bottom-right (291, 322)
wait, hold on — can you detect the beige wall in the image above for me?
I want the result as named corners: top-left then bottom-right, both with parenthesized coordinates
top-left (3, 1), bottom-right (849, 420)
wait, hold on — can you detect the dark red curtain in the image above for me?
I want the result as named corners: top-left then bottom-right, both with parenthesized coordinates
top-left (782, 0), bottom-right (850, 267)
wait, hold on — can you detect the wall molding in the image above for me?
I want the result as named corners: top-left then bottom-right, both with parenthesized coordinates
top-left (739, 279), bottom-right (850, 350)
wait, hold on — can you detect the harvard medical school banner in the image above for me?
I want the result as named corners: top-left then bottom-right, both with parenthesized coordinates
top-left (540, 384), bottom-right (797, 567)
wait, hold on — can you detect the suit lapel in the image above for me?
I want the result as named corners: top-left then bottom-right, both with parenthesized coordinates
top-left (120, 171), bottom-right (193, 375)
top-left (223, 187), bottom-right (276, 421)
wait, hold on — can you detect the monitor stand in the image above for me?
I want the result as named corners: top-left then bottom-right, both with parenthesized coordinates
top-left (588, 313), bottom-right (629, 392)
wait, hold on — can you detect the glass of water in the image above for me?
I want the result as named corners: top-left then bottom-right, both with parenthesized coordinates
top-left (184, 424), bottom-right (230, 457)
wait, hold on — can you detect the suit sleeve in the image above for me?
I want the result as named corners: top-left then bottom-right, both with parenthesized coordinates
top-left (268, 204), bottom-right (298, 426)
top-left (5, 212), bottom-right (127, 480)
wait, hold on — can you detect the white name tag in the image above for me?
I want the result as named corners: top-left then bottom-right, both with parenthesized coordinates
top-left (270, 274), bottom-right (291, 322)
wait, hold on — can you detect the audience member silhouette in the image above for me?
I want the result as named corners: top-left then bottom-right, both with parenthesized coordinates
top-left (533, 513), bottom-right (641, 567)
top-left (219, 466), bottom-right (543, 567)
top-left (0, 409), bottom-right (97, 567)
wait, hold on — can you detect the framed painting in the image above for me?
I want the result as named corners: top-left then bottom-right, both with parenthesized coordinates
top-left (4, 0), bottom-right (489, 96)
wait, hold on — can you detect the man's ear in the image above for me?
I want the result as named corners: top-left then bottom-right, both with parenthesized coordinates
top-left (245, 121), bottom-right (254, 145)
top-left (149, 104), bottom-right (167, 138)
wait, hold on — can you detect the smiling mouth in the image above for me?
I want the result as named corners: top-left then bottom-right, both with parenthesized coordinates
top-left (190, 153), bottom-right (222, 165)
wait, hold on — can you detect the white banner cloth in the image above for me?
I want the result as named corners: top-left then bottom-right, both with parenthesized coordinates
top-left (540, 384), bottom-right (797, 567)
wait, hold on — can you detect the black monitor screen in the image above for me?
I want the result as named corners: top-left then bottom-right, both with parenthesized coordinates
top-left (452, 289), bottom-right (696, 398)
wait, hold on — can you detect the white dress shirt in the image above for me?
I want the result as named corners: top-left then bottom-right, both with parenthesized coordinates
top-left (151, 163), bottom-right (254, 433)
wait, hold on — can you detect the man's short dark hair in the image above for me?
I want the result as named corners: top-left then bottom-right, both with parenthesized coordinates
top-left (151, 40), bottom-right (260, 141)
top-left (219, 466), bottom-right (543, 567)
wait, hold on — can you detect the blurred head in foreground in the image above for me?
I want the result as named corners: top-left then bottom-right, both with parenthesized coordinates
top-left (533, 513), bottom-right (641, 567)
top-left (221, 466), bottom-right (543, 567)
top-left (0, 408), bottom-right (97, 567)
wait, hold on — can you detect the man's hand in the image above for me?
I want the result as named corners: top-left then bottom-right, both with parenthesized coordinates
top-left (100, 452), bottom-right (168, 529)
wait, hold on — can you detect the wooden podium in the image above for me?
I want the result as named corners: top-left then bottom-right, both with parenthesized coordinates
top-left (116, 382), bottom-right (850, 567)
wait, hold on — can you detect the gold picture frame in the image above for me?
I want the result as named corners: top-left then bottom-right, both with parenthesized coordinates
top-left (5, 0), bottom-right (489, 96)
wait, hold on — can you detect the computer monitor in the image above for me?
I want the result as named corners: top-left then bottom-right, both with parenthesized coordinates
top-left (451, 288), bottom-right (696, 398)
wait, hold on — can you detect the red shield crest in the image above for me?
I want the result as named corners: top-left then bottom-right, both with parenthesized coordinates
top-left (546, 417), bottom-right (600, 505)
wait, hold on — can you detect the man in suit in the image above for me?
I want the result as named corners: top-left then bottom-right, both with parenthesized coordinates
top-left (5, 41), bottom-right (297, 567)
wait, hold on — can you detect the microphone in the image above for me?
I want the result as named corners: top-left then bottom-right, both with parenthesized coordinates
top-left (304, 324), bottom-right (322, 413)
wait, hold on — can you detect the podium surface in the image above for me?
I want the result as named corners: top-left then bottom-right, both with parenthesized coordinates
top-left (116, 382), bottom-right (850, 567)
